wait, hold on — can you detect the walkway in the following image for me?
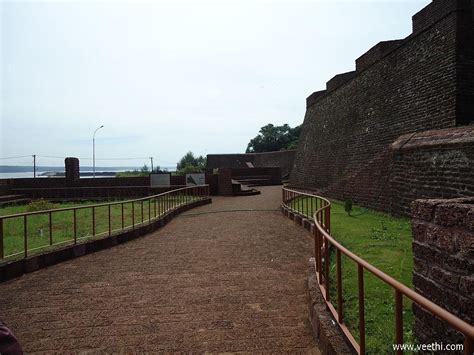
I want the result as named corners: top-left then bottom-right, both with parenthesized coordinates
top-left (0, 186), bottom-right (319, 353)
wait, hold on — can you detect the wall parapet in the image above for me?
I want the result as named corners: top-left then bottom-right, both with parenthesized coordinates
top-left (355, 40), bottom-right (404, 72)
top-left (412, 0), bottom-right (472, 34)
top-left (392, 126), bottom-right (474, 150)
top-left (390, 126), bottom-right (474, 216)
top-left (305, 0), bottom-right (473, 109)
top-left (326, 71), bottom-right (356, 92)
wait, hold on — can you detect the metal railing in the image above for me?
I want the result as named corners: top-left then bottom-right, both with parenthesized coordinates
top-left (0, 185), bottom-right (209, 261)
top-left (282, 187), bottom-right (474, 354)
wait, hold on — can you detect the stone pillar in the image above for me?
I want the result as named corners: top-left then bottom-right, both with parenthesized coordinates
top-left (65, 157), bottom-right (80, 181)
top-left (411, 197), bottom-right (473, 346)
top-left (218, 168), bottom-right (233, 196)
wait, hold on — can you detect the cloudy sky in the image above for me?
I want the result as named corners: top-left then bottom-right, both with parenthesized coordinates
top-left (1, 0), bottom-right (429, 168)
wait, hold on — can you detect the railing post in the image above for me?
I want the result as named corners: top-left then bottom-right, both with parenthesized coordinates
top-left (337, 249), bottom-right (343, 323)
top-left (314, 226), bottom-right (319, 273)
top-left (141, 201), bottom-right (144, 224)
top-left (132, 202), bottom-right (135, 229)
top-left (0, 218), bottom-right (3, 259)
top-left (92, 206), bottom-right (96, 236)
top-left (121, 203), bottom-right (124, 229)
top-left (73, 209), bottom-right (77, 244)
top-left (358, 265), bottom-right (366, 354)
top-left (395, 290), bottom-right (403, 355)
top-left (324, 237), bottom-right (330, 301)
top-left (49, 211), bottom-right (53, 245)
top-left (325, 204), bottom-right (331, 234)
top-left (306, 196), bottom-right (308, 218)
top-left (24, 215), bottom-right (28, 258)
top-left (108, 204), bottom-right (112, 236)
top-left (299, 193), bottom-right (302, 215)
top-left (148, 198), bottom-right (151, 222)
top-left (154, 198), bottom-right (157, 218)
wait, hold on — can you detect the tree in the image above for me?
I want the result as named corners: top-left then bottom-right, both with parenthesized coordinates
top-left (140, 164), bottom-right (150, 174)
top-left (246, 123), bottom-right (301, 153)
top-left (176, 151), bottom-right (207, 174)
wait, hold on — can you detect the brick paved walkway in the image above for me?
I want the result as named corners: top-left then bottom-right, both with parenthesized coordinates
top-left (0, 186), bottom-right (319, 353)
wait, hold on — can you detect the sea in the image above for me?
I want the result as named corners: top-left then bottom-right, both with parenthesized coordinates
top-left (0, 167), bottom-right (176, 179)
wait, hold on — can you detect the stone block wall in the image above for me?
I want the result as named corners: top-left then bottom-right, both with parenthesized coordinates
top-left (290, 0), bottom-right (474, 215)
top-left (231, 167), bottom-right (281, 185)
top-left (218, 168), bottom-right (233, 196)
top-left (411, 197), bottom-right (473, 346)
top-left (64, 157), bottom-right (80, 181)
top-left (391, 127), bottom-right (474, 215)
top-left (207, 150), bottom-right (296, 178)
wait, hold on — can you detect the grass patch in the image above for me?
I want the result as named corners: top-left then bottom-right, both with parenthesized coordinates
top-left (1, 195), bottom-right (198, 260)
top-left (289, 196), bottom-right (413, 354)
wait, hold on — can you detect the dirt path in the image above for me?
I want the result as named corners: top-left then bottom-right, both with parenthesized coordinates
top-left (0, 186), bottom-right (319, 354)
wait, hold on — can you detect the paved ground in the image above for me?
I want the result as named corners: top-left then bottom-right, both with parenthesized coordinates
top-left (0, 186), bottom-right (319, 354)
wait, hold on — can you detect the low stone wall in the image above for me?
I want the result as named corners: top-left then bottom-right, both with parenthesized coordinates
top-left (218, 169), bottom-right (233, 196)
top-left (207, 150), bottom-right (296, 178)
top-left (411, 197), bottom-right (473, 347)
top-left (231, 167), bottom-right (281, 185)
top-left (2, 174), bottom-right (220, 199)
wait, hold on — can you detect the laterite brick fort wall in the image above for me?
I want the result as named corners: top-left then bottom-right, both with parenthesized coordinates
top-left (291, 0), bottom-right (474, 215)
top-left (391, 127), bottom-right (474, 216)
top-left (207, 150), bottom-right (296, 178)
top-left (411, 197), bottom-right (473, 346)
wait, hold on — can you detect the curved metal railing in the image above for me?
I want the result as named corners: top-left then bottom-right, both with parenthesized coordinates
top-left (0, 185), bottom-right (209, 260)
top-left (282, 186), bottom-right (473, 354)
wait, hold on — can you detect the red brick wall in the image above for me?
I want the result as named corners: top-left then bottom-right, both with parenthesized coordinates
top-left (390, 127), bottom-right (474, 215)
top-left (291, 0), bottom-right (474, 215)
top-left (411, 197), bottom-right (473, 346)
top-left (207, 150), bottom-right (295, 178)
top-left (218, 169), bottom-right (233, 196)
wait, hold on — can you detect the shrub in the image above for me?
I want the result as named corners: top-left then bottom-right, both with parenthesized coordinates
top-left (344, 198), bottom-right (353, 216)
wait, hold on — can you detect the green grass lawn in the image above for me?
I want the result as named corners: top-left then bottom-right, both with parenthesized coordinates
top-left (289, 196), bottom-right (413, 354)
top-left (1, 195), bottom-right (198, 260)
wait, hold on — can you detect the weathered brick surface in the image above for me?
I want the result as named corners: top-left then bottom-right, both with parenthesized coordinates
top-left (291, 0), bottom-right (474, 216)
top-left (218, 168), bottom-right (233, 196)
top-left (207, 150), bottom-right (296, 178)
top-left (411, 197), bottom-right (474, 347)
top-left (64, 157), bottom-right (80, 181)
top-left (4, 173), bottom-right (220, 198)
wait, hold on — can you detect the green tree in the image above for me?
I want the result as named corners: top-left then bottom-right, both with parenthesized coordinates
top-left (176, 151), bottom-right (207, 174)
top-left (140, 164), bottom-right (150, 174)
top-left (246, 123), bottom-right (301, 153)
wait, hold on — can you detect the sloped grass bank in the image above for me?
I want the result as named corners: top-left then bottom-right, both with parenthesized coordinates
top-left (1, 197), bottom-right (196, 259)
top-left (290, 197), bottom-right (413, 354)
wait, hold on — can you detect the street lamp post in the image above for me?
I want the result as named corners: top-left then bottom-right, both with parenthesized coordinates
top-left (93, 125), bottom-right (104, 178)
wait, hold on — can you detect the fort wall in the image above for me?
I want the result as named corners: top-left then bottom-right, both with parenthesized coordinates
top-left (290, 0), bottom-right (474, 215)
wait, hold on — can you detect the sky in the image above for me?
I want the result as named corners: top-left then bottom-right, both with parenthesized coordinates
top-left (1, 0), bottom-right (429, 168)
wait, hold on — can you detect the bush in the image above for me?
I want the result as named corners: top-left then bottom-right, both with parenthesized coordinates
top-left (26, 199), bottom-right (58, 212)
top-left (344, 198), bottom-right (353, 216)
